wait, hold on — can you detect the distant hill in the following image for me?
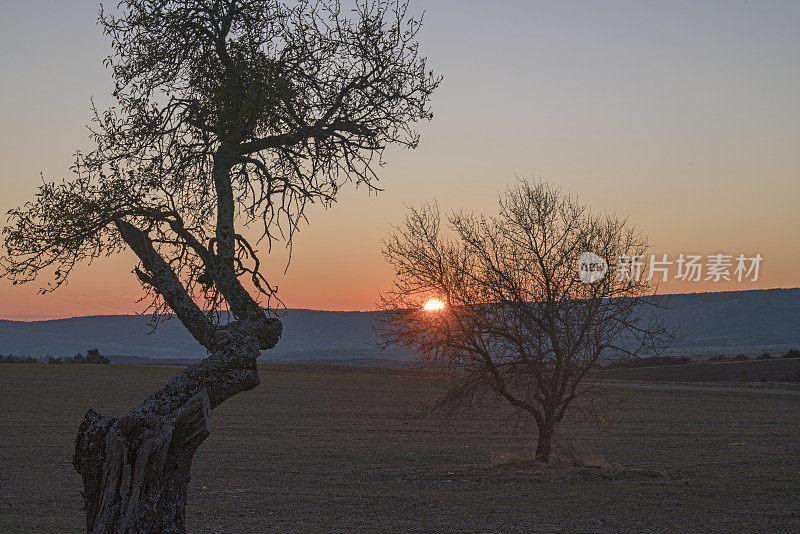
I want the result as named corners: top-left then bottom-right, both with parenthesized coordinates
top-left (0, 309), bottom-right (397, 361)
top-left (0, 289), bottom-right (797, 361)
top-left (657, 289), bottom-right (799, 355)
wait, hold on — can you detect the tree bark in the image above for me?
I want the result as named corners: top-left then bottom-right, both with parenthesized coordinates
top-left (535, 422), bottom-right (554, 463)
top-left (74, 214), bottom-right (283, 533)
top-left (73, 320), bottom-right (280, 533)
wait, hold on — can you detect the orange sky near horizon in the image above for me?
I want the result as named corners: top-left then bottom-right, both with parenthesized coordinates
top-left (1, 1), bottom-right (798, 320)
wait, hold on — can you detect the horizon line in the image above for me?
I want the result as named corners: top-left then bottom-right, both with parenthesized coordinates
top-left (1, 286), bottom-right (798, 323)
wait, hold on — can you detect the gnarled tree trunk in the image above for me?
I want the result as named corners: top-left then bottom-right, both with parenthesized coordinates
top-left (73, 321), bottom-right (279, 533)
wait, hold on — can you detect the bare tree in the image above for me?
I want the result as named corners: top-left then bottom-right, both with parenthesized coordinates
top-left (1, 1), bottom-right (439, 531)
top-left (377, 181), bottom-right (673, 462)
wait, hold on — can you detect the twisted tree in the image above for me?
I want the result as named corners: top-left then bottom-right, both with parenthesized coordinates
top-left (1, 1), bottom-right (438, 531)
top-left (377, 181), bottom-right (673, 462)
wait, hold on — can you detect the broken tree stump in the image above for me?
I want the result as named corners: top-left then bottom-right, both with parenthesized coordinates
top-left (73, 389), bottom-right (211, 533)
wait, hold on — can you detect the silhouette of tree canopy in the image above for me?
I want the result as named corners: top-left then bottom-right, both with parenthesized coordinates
top-left (2, 0), bottom-right (440, 333)
top-left (377, 181), bottom-right (674, 462)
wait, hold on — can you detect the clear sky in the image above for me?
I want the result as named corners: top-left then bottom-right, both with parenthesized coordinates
top-left (1, 0), bottom-right (798, 319)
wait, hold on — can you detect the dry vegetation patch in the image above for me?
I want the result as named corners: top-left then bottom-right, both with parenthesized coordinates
top-left (481, 444), bottom-right (672, 482)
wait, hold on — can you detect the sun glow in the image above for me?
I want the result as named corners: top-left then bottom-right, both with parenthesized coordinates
top-left (423, 298), bottom-right (446, 312)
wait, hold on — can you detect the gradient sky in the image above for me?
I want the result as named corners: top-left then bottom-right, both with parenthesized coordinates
top-left (1, 0), bottom-right (798, 319)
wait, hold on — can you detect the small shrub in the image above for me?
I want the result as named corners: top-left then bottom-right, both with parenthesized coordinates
top-left (758, 351), bottom-right (772, 360)
top-left (63, 348), bottom-right (110, 364)
top-left (783, 349), bottom-right (800, 359)
top-left (84, 348), bottom-right (110, 364)
top-left (63, 353), bottom-right (82, 364)
top-left (0, 354), bottom-right (39, 364)
top-left (737, 367), bottom-right (749, 381)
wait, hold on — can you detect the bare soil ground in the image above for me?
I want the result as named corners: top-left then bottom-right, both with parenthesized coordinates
top-left (592, 357), bottom-right (800, 383)
top-left (1, 363), bottom-right (799, 533)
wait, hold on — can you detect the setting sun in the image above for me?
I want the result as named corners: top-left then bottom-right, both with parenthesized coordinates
top-left (423, 298), bottom-right (446, 312)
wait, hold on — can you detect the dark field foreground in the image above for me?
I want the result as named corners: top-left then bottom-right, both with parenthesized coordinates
top-left (1, 364), bottom-right (799, 532)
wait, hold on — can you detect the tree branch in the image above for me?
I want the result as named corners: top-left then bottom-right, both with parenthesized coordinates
top-left (114, 218), bottom-right (219, 351)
